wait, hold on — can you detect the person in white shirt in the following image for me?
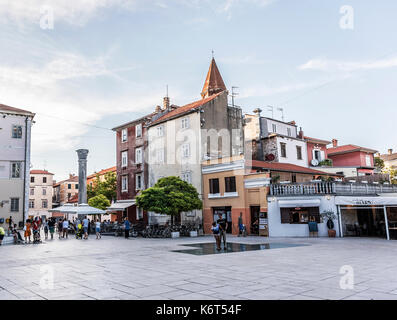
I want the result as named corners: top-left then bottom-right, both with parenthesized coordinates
top-left (82, 216), bottom-right (89, 240)
top-left (95, 219), bottom-right (101, 240)
top-left (62, 219), bottom-right (69, 239)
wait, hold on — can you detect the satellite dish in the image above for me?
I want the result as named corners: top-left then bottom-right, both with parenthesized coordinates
top-left (311, 159), bottom-right (319, 166)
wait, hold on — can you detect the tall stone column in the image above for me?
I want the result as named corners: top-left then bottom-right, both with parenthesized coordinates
top-left (76, 149), bottom-right (89, 204)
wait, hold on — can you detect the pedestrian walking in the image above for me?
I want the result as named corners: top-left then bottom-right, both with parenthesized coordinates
top-left (0, 226), bottom-right (5, 246)
top-left (124, 217), bottom-right (130, 239)
top-left (62, 219), bottom-right (69, 238)
top-left (43, 219), bottom-right (49, 240)
top-left (48, 218), bottom-right (55, 240)
top-left (58, 219), bottom-right (63, 239)
top-left (95, 219), bottom-right (101, 239)
top-left (216, 213), bottom-right (228, 250)
top-left (82, 216), bottom-right (89, 239)
top-left (211, 222), bottom-right (221, 251)
top-left (24, 219), bottom-right (32, 243)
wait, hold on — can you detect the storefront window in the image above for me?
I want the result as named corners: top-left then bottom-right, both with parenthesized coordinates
top-left (281, 207), bottom-right (320, 224)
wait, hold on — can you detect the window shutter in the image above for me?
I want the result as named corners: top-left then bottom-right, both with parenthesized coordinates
top-left (320, 151), bottom-right (325, 161)
top-left (280, 208), bottom-right (291, 224)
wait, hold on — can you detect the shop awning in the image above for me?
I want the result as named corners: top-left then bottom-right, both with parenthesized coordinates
top-left (106, 200), bottom-right (136, 212)
top-left (335, 196), bottom-right (397, 206)
top-left (278, 199), bottom-right (321, 208)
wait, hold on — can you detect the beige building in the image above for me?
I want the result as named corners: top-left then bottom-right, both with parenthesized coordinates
top-left (29, 170), bottom-right (54, 218)
top-left (0, 104), bottom-right (35, 228)
top-left (379, 149), bottom-right (397, 170)
top-left (52, 174), bottom-right (79, 207)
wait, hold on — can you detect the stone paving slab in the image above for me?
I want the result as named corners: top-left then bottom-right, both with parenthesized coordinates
top-left (1, 235), bottom-right (397, 300)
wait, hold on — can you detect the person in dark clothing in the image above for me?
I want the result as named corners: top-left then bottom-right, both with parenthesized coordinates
top-left (124, 218), bottom-right (130, 239)
top-left (216, 213), bottom-right (228, 250)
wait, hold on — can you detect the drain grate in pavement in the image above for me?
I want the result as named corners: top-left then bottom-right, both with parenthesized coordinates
top-left (172, 242), bottom-right (309, 255)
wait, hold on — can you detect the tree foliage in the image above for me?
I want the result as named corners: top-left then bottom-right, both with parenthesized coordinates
top-left (375, 157), bottom-right (385, 170)
top-left (87, 172), bottom-right (117, 202)
top-left (136, 176), bottom-right (202, 224)
top-left (88, 194), bottom-right (111, 211)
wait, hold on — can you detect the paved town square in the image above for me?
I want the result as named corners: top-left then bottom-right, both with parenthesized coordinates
top-left (1, 236), bottom-right (397, 300)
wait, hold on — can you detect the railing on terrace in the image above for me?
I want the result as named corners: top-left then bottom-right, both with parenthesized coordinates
top-left (269, 182), bottom-right (397, 196)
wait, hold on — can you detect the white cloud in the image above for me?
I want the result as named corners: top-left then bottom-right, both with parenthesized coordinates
top-left (299, 56), bottom-right (397, 72)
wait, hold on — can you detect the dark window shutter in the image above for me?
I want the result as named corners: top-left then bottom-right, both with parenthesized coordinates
top-left (280, 208), bottom-right (291, 224)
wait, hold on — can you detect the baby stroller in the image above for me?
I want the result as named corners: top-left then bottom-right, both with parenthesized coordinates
top-left (75, 224), bottom-right (83, 239)
top-left (33, 229), bottom-right (42, 244)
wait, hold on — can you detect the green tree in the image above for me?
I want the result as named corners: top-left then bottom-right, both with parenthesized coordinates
top-left (88, 194), bottom-right (111, 211)
top-left (136, 176), bottom-right (202, 225)
top-left (87, 172), bottom-right (117, 202)
top-left (382, 167), bottom-right (397, 184)
top-left (375, 157), bottom-right (385, 171)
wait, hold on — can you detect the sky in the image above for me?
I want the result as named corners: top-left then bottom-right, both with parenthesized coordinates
top-left (1, 0), bottom-right (396, 181)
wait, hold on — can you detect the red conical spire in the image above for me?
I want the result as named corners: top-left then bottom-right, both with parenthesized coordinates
top-left (201, 58), bottom-right (227, 99)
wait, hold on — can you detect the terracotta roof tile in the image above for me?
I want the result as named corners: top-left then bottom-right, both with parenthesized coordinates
top-left (30, 170), bottom-right (54, 175)
top-left (0, 104), bottom-right (35, 116)
top-left (87, 166), bottom-right (116, 179)
top-left (201, 58), bottom-right (227, 99)
top-left (327, 144), bottom-right (377, 155)
top-left (149, 91), bottom-right (224, 126)
top-left (247, 160), bottom-right (340, 176)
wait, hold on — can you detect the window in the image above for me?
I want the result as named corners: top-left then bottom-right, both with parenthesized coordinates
top-left (287, 128), bottom-right (291, 136)
top-left (280, 207), bottom-right (320, 224)
top-left (121, 151), bottom-right (128, 167)
top-left (121, 175), bottom-right (128, 192)
top-left (76, 184), bottom-right (78, 189)
top-left (136, 124), bottom-right (142, 138)
top-left (12, 125), bottom-right (22, 139)
top-left (135, 147), bottom-right (143, 164)
top-left (181, 172), bottom-right (192, 184)
top-left (42, 188), bottom-right (46, 196)
top-left (156, 149), bottom-right (164, 164)
top-left (121, 128), bottom-right (128, 142)
top-left (11, 162), bottom-right (21, 178)
top-left (10, 198), bottom-right (19, 212)
top-left (366, 155), bottom-right (371, 167)
top-left (209, 178), bottom-right (220, 194)
top-left (182, 143), bottom-right (190, 158)
top-left (296, 146), bottom-right (302, 160)
top-left (225, 177), bottom-right (236, 193)
top-left (30, 188), bottom-right (34, 196)
top-left (181, 117), bottom-right (189, 129)
top-left (157, 125), bottom-right (164, 137)
top-left (136, 173), bottom-right (143, 190)
top-left (31, 176), bottom-right (35, 183)
top-left (68, 184), bottom-right (71, 189)
top-left (272, 124), bottom-right (277, 133)
top-left (29, 200), bottom-right (34, 209)
top-left (136, 207), bottom-right (143, 220)
top-left (292, 173), bottom-right (297, 183)
top-left (280, 143), bottom-right (287, 158)
top-left (42, 199), bottom-right (48, 209)
top-left (67, 193), bottom-right (71, 199)
top-left (43, 177), bottom-right (47, 183)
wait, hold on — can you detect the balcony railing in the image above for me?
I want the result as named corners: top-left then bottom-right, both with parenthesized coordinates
top-left (269, 182), bottom-right (397, 196)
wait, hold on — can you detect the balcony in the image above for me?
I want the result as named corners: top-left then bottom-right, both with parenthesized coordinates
top-left (269, 182), bottom-right (397, 196)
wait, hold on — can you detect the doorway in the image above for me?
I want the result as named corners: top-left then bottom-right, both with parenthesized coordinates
top-left (341, 207), bottom-right (387, 238)
top-left (250, 206), bottom-right (260, 235)
top-left (212, 207), bottom-right (232, 233)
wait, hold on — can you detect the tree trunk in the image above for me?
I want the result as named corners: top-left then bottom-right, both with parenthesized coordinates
top-left (171, 215), bottom-right (174, 226)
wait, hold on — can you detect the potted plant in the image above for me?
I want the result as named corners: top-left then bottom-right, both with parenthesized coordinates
top-left (321, 211), bottom-right (337, 237)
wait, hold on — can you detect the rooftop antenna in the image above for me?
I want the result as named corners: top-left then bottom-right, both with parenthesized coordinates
top-left (267, 105), bottom-right (274, 118)
top-left (277, 107), bottom-right (285, 122)
top-left (166, 84), bottom-right (169, 98)
top-left (231, 86), bottom-right (239, 107)
top-left (212, 50), bottom-right (214, 59)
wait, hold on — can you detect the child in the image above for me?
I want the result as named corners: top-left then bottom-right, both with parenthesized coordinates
top-left (24, 219), bottom-right (31, 243)
top-left (95, 219), bottom-right (101, 240)
top-left (211, 222), bottom-right (221, 251)
top-left (43, 219), bottom-right (49, 240)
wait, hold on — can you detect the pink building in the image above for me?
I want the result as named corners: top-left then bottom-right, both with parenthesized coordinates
top-left (304, 136), bottom-right (331, 166)
top-left (327, 139), bottom-right (377, 176)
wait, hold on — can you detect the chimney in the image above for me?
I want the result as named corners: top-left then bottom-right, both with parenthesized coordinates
top-left (332, 139), bottom-right (338, 148)
top-left (388, 149), bottom-right (393, 155)
top-left (69, 173), bottom-right (74, 179)
top-left (155, 105), bottom-right (162, 113)
top-left (253, 108), bottom-right (262, 117)
top-left (298, 127), bottom-right (304, 139)
top-left (163, 96), bottom-right (170, 110)
top-left (76, 149), bottom-right (89, 204)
